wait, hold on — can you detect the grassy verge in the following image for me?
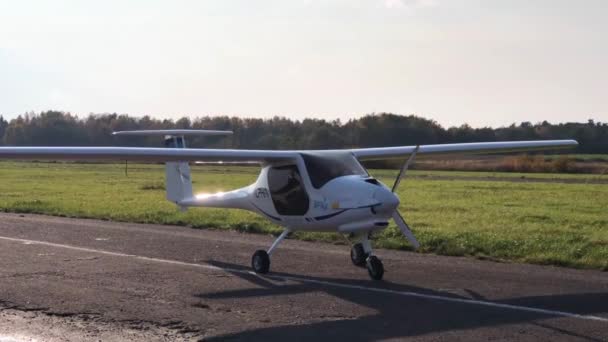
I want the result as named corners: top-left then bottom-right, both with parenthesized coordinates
top-left (381, 169), bottom-right (608, 181)
top-left (0, 161), bottom-right (606, 271)
top-left (544, 154), bottom-right (608, 161)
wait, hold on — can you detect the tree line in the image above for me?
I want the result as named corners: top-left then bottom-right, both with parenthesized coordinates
top-left (0, 111), bottom-right (606, 153)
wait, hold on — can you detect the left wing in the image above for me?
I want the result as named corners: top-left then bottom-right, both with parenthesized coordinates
top-left (347, 140), bottom-right (578, 161)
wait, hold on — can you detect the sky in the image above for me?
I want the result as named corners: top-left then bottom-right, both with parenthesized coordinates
top-left (0, 0), bottom-right (606, 128)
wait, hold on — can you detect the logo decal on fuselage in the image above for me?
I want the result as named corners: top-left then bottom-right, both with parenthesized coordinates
top-left (313, 200), bottom-right (328, 210)
top-left (255, 187), bottom-right (269, 199)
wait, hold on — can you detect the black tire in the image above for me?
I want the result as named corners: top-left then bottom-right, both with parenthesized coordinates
top-left (350, 243), bottom-right (368, 266)
top-left (366, 255), bottom-right (384, 280)
top-left (251, 250), bottom-right (270, 274)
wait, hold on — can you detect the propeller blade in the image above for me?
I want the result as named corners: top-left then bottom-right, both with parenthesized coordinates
top-left (391, 145), bottom-right (419, 193)
top-left (392, 211), bottom-right (420, 249)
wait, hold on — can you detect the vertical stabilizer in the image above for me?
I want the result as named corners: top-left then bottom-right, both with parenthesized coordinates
top-left (163, 135), bottom-right (194, 209)
top-left (165, 161), bottom-right (193, 205)
top-left (112, 129), bottom-right (233, 209)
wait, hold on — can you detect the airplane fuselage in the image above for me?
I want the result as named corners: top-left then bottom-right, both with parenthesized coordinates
top-left (180, 153), bottom-right (400, 234)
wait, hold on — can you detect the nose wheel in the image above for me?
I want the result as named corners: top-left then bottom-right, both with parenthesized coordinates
top-left (350, 243), bottom-right (368, 266)
top-left (366, 255), bottom-right (384, 280)
top-left (349, 234), bottom-right (385, 280)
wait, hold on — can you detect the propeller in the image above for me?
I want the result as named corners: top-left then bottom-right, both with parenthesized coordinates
top-left (390, 145), bottom-right (420, 249)
top-left (392, 211), bottom-right (420, 249)
top-left (392, 145), bottom-right (419, 192)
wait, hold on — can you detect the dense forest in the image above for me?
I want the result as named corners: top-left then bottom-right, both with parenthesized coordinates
top-left (0, 111), bottom-right (606, 153)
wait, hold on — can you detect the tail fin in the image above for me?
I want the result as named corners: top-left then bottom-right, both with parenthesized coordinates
top-left (165, 161), bottom-right (193, 207)
top-left (113, 129), bottom-right (233, 209)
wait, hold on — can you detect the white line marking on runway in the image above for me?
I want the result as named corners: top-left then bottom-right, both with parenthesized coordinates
top-left (2, 235), bottom-right (607, 323)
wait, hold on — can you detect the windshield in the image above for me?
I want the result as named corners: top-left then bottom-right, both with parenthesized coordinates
top-left (301, 153), bottom-right (368, 189)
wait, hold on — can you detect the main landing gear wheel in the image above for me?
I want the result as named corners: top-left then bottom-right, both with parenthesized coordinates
top-left (350, 243), bottom-right (368, 266)
top-left (251, 250), bottom-right (270, 274)
top-left (366, 255), bottom-right (384, 280)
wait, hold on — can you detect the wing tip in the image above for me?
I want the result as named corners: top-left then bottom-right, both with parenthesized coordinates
top-left (556, 139), bottom-right (579, 148)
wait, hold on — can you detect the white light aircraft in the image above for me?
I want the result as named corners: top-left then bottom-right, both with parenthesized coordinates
top-left (0, 130), bottom-right (577, 280)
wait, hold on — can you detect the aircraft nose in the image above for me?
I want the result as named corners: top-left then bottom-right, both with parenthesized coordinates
top-left (373, 187), bottom-right (400, 214)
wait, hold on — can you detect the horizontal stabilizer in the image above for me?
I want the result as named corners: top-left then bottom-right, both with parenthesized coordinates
top-left (112, 129), bottom-right (233, 137)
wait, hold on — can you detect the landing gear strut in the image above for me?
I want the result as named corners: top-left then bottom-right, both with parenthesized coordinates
top-left (251, 229), bottom-right (290, 274)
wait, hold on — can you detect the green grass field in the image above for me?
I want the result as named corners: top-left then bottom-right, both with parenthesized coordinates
top-left (381, 169), bottom-right (608, 180)
top-left (0, 161), bottom-right (606, 271)
top-left (544, 154), bottom-right (608, 161)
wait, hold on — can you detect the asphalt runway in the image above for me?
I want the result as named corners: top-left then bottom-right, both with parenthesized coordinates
top-left (0, 213), bottom-right (606, 341)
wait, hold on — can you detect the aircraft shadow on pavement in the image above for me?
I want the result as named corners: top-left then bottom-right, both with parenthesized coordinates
top-left (195, 260), bottom-right (608, 341)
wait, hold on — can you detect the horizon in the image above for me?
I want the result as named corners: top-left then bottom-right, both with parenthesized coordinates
top-left (0, 110), bottom-right (603, 130)
top-left (1, 1), bottom-right (607, 127)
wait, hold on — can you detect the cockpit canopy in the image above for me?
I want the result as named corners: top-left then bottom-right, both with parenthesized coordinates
top-left (301, 152), bottom-right (368, 189)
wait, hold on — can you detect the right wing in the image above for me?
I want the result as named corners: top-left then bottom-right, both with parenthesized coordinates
top-left (0, 147), bottom-right (298, 163)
